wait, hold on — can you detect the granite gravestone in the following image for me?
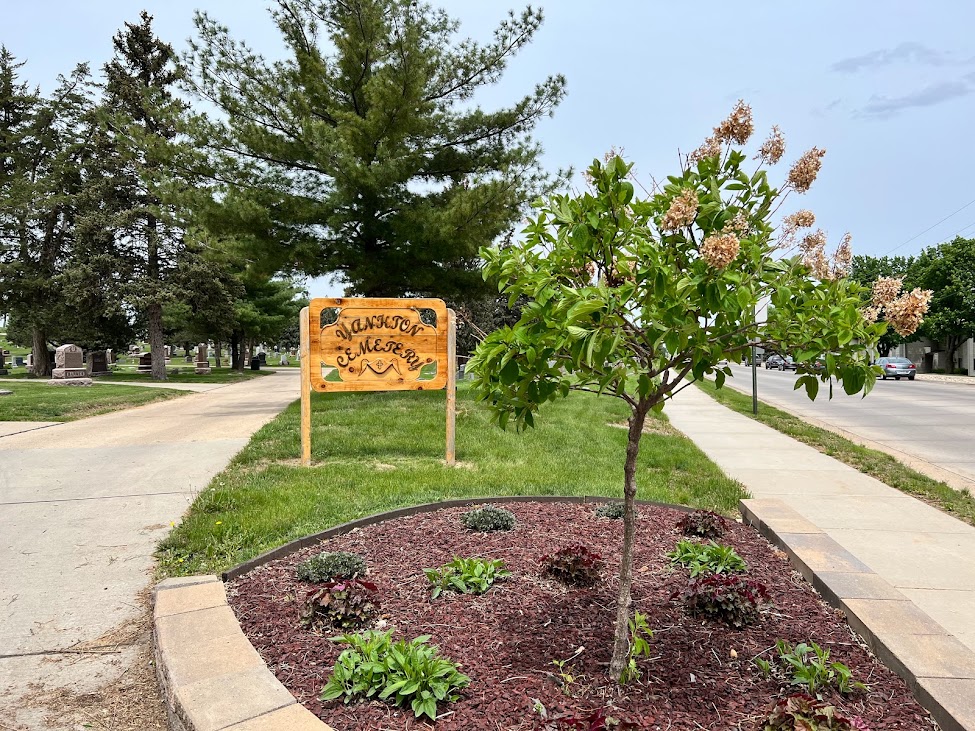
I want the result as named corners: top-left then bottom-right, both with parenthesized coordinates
top-left (194, 343), bottom-right (211, 375)
top-left (0, 350), bottom-right (7, 376)
top-left (138, 352), bottom-right (152, 373)
top-left (49, 344), bottom-right (92, 386)
top-left (89, 350), bottom-right (110, 376)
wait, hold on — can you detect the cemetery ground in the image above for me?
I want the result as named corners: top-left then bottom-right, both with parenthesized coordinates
top-left (696, 379), bottom-right (975, 528)
top-left (0, 380), bottom-right (186, 422)
top-left (0, 366), bottom-right (270, 384)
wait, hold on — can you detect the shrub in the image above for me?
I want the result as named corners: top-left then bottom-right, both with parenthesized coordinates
top-left (756, 640), bottom-right (867, 695)
top-left (676, 509), bottom-right (728, 538)
top-left (461, 505), bottom-right (516, 532)
top-left (667, 539), bottom-right (746, 577)
top-left (424, 557), bottom-right (511, 599)
top-left (299, 578), bottom-right (380, 630)
top-left (321, 630), bottom-right (470, 721)
top-left (674, 574), bottom-right (768, 628)
top-left (296, 551), bottom-right (367, 583)
top-left (763, 693), bottom-right (870, 730)
top-left (594, 502), bottom-right (626, 519)
top-left (542, 545), bottom-right (603, 587)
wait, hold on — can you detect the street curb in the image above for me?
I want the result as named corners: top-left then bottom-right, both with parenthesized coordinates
top-left (741, 498), bottom-right (975, 731)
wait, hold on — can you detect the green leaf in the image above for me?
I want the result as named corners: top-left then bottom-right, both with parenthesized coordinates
top-left (500, 358), bottom-right (519, 385)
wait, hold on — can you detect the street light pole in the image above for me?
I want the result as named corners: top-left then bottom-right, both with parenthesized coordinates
top-left (751, 342), bottom-right (758, 414)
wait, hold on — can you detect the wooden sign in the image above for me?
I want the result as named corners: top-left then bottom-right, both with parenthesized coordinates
top-left (308, 298), bottom-right (448, 392)
top-left (300, 299), bottom-right (456, 467)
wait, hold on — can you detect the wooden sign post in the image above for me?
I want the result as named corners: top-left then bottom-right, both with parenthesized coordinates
top-left (299, 298), bottom-right (457, 467)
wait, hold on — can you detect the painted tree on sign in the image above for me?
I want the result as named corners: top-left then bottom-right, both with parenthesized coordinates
top-left (467, 102), bottom-right (930, 679)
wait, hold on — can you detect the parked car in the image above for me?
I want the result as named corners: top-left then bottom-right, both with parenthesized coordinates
top-left (775, 355), bottom-right (796, 371)
top-left (876, 356), bottom-right (916, 380)
top-left (764, 354), bottom-right (783, 369)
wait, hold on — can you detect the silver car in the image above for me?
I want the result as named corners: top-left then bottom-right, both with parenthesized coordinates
top-left (877, 357), bottom-right (916, 381)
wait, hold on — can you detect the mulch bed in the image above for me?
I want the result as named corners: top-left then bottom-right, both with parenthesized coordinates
top-left (227, 501), bottom-right (933, 730)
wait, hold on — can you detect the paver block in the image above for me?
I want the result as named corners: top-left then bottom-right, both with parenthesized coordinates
top-left (156, 575), bottom-right (222, 592)
top-left (842, 598), bottom-right (949, 638)
top-left (775, 532), bottom-right (873, 577)
top-left (741, 499), bottom-right (821, 534)
top-left (914, 677), bottom-right (975, 731)
top-left (155, 580), bottom-right (228, 618)
top-left (813, 571), bottom-right (907, 602)
top-left (157, 605), bottom-right (243, 649)
top-left (870, 633), bottom-right (975, 681)
top-left (224, 703), bottom-right (335, 730)
top-left (163, 633), bottom-right (268, 687)
top-left (173, 665), bottom-right (296, 731)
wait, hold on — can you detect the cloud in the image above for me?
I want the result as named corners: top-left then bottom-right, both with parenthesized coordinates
top-left (832, 42), bottom-right (947, 73)
top-left (860, 81), bottom-right (972, 117)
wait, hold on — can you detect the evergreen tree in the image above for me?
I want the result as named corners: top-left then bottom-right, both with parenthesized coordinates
top-left (186, 0), bottom-right (566, 298)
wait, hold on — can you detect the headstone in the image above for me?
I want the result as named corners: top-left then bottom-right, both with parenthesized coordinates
top-left (279, 355), bottom-right (289, 366)
top-left (258, 351), bottom-right (267, 365)
top-left (26, 354), bottom-right (33, 369)
top-left (0, 389), bottom-right (11, 396)
top-left (14, 356), bottom-right (24, 367)
top-left (49, 344), bottom-right (91, 385)
top-left (138, 352), bottom-right (153, 373)
top-left (89, 350), bottom-right (110, 376)
top-left (106, 349), bottom-right (115, 364)
top-left (194, 343), bottom-right (211, 375)
top-left (0, 350), bottom-right (7, 376)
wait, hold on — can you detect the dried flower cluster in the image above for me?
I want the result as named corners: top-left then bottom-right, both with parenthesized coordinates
top-left (689, 134), bottom-right (721, 164)
top-left (661, 188), bottom-right (699, 231)
top-left (757, 125), bottom-right (786, 165)
top-left (700, 232), bottom-right (741, 269)
top-left (722, 211), bottom-right (749, 235)
top-left (799, 229), bottom-right (854, 280)
top-left (787, 147), bottom-right (826, 193)
top-left (783, 209), bottom-right (816, 233)
top-left (864, 277), bottom-right (932, 336)
top-left (714, 100), bottom-right (754, 145)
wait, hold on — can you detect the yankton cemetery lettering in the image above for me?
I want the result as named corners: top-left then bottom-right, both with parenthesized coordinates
top-left (300, 298), bottom-right (457, 466)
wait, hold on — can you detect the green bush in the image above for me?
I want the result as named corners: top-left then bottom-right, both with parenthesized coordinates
top-left (594, 502), bottom-right (626, 519)
top-left (755, 640), bottom-right (866, 696)
top-left (460, 505), bottom-right (516, 532)
top-left (763, 693), bottom-right (869, 730)
top-left (424, 557), bottom-right (510, 599)
top-left (296, 551), bottom-right (367, 583)
top-left (675, 509), bottom-right (728, 538)
top-left (667, 539), bottom-right (746, 577)
top-left (321, 630), bottom-right (470, 721)
top-left (299, 578), bottom-right (380, 631)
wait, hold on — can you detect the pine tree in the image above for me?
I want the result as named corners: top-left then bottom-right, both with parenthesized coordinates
top-left (186, 0), bottom-right (566, 298)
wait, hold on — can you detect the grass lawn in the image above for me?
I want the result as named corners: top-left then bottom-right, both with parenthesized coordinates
top-left (696, 378), bottom-right (975, 527)
top-left (159, 387), bottom-right (748, 577)
top-left (0, 381), bottom-right (186, 422)
top-left (1, 367), bottom-right (269, 384)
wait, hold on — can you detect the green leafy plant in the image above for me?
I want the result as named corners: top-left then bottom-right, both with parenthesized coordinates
top-left (675, 509), bottom-right (728, 538)
top-left (296, 551), bottom-right (367, 583)
top-left (763, 693), bottom-right (870, 730)
top-left (461, 505), bottom-right (516, 532)
top-left (424, 557), bottom-right (511, 599)
top-left (674, 574), bottom-right (768, 628)
top-left (321, 630), bottom-right (470, 721)
top-left (618, 610), bottom-right (654, 684)
top-left (299, 578), bottom-right (380, 630)
top-left (594, 502), bottom-right (627, 519)
top-left (667, 539), bottom-right (746, 577)
top-left (542, 545), bottom-right (604, 587)
top-left (549, 646), bottom-right (584, 696)
top-left (769, 640), bottom-right (867, 696)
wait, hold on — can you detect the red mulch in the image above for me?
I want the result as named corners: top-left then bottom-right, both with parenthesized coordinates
top-left (227, 502), bottom-right (933, 730)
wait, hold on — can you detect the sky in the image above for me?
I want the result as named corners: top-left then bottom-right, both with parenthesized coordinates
top-left (4, 1), bottom-right (975, 298)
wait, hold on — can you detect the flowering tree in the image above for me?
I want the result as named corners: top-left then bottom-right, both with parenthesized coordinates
top-left (467, 102), bottom-right (930, 679)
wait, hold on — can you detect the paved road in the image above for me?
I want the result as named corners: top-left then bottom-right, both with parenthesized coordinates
top-left (722, 363), bottom-right (975, 489)
top-left (0, 370), bottom-right (299, 730)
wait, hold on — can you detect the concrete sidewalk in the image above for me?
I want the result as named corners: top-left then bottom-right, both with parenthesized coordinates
top-left (0, 369), bottom-right (299, 730)
top-left (667, 384), bottom-right (975, 729)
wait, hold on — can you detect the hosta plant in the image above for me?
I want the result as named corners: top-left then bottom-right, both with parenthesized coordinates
top-left (321, 630), bottom-right (470, 721)
top-left (299, 578), bottom-right (380, 631)
top-left (424, 557), bottom-right (511, 599)
top-left (667, 539), bottom-right (747, 577)
top-left (757, 640), bottom-right (867, 696)
top-left (763, 693), bottom-right (870, 730)
top-left (675, 510), bottom-right (728, 538)
top-left (542, 545), bottom-right (604, 587)
top-left (296, 550), bottom-right (367, 583)
top-left (461, 505), bottom-right (516, 532)
top-left (674, 573), bottom-right (768, 628)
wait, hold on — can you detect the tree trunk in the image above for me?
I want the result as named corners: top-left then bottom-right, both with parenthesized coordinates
top-left (231, 332), bottom-right (243, 371)
top-left (945, 337), bottom-right (959, 375)
top-left (148, 302), bottom-right (166, 380)
top-left (31, 327), bottom-right (51, 377)
top-left (608, 398), bottom-right (651, 680)
top-left (877, 341), bottom-right (891, 358)
top-left (215, 340), bottom-right (222, 368)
